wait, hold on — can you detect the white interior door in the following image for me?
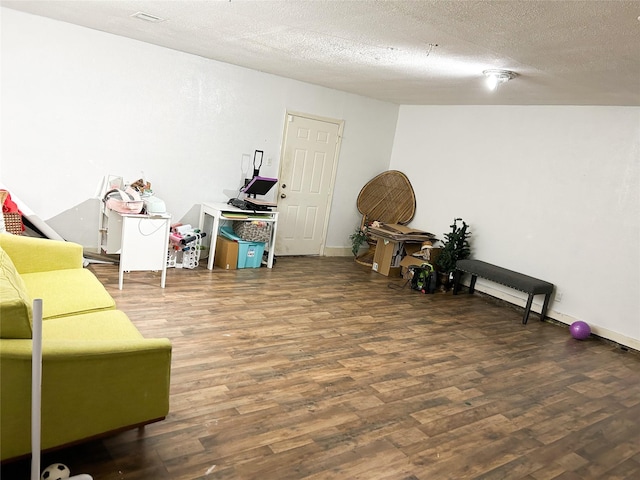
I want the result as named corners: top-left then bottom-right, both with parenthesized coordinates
top-left (276, 113), bottom-right (342, 256)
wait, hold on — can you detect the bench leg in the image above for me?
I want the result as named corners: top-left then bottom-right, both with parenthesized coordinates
top-left (540, 293), bottom-right (551, 321)
top-left (523, 294), bottom-right (534, 324)
top-left (468, 275), bottom-right (477, 294)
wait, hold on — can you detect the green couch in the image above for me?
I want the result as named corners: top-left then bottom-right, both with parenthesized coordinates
top-left (0, 234), bottom-right (172, 462)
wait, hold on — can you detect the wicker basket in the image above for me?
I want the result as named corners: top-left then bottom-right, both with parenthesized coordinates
top-left (3, 213), bottom-right (23, 235)
top-left (233, 221), bottom-right (271, 243)
top-left (357, 170), bottom-right (416, 225)
top-left (354, 170), bottom-right (416, 266)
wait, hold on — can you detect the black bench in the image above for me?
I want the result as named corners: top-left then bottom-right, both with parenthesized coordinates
top-left (453, 259), bottom-right (554, 324)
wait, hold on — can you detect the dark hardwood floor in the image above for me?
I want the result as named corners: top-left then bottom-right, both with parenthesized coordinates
top-left (3, 256), bottom-right (639, 479)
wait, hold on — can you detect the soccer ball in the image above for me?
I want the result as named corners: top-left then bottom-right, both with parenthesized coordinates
top-left (41, 463), bottom-right (71, 480)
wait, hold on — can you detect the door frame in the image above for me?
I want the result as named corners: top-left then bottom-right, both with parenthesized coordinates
top-left (277, 110), bottom-right (345, 256)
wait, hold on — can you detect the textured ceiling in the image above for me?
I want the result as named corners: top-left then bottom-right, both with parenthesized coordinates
top-left (2, 0), bottom-right (640, 105)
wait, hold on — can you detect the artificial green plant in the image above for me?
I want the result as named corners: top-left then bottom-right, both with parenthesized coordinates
top-left (436, 218), bottom-right (471, 273)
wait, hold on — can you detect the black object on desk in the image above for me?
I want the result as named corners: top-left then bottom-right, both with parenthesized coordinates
top-left (228, 198), bottom-right (249, 209)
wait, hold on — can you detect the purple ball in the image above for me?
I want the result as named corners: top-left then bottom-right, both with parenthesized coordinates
top-left (570, 321), bottom-right (591, 340)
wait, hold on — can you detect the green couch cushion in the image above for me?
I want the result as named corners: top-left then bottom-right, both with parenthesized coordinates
top-left (43, 310), bottom-right (143, 341)
top-left (0, 246), bottom-right (32, 338)
top-left (21, 269), bottom-right (116, 319)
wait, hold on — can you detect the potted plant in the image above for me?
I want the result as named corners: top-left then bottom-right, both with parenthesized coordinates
top-left (349, 225), bottom-right (369, 257)
top-left (349, 220), bottom-right (382, 259)
top-left (436, 218), bottom-right (471, 289)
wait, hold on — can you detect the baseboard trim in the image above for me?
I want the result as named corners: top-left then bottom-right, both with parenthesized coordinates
top-left (320, 258), bottom-right (639, 351)
top-left (324, 246), bottom-right (352, 257)
top-left (470, 282), bottom-right (639, 351)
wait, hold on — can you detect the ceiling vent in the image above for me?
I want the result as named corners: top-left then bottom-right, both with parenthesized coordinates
top-left (130, 12), bottom-right (166, 23)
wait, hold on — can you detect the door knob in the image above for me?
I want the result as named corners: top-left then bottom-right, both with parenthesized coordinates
top-left (280, 193), bottom-right (287, 199)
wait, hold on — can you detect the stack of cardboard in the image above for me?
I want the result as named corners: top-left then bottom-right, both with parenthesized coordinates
top-left (367, 223), bottom-right (436, 242)
top-left (369, 223), bottom-right (439, 277)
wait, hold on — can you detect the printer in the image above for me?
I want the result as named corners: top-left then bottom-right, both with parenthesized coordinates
top-left (143, 195), bottom-right (166, 214)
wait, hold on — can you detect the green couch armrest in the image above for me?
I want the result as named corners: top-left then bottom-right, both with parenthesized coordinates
top-left (0, 337), bottom-right (172, 461)
top-left (0, 234), bottom-right (83, 274)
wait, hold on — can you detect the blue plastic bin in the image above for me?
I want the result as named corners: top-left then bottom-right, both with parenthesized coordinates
top-left (237, 242), bottom-right (265, 268)
top-left (220, 226), bottom-right (265, 269)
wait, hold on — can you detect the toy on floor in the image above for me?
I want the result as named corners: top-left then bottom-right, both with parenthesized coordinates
top-left (570, 321), bottom-right (591, 340)
top-left (41, 464), bottom-right (92, 480)
top-left (41, 463), bottom-right (70, 480)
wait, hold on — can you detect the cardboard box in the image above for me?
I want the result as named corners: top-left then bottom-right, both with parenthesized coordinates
top-left (372, 238), bottom-right (402, 277)
top-left (371, 240), bottom-right (442, 278)
top-left (400, 256), bottom-right (431, 279)
top-left (368, 223), bottom-right (436, 242)
top-left (214, 235), bottom-right (238, 270)
top-left (404, 246), bottom-right (441, 266)
top-left (404, 243), bottom-right (423, 258)
top-left (371, 240), bottom-right (426, 277)
top-left (399, 247), bottom-right (442, 277)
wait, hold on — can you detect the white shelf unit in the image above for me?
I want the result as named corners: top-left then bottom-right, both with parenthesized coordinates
top-left (100, 207), bottom-right (124, 254)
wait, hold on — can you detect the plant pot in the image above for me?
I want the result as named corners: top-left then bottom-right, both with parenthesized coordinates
top-left (438, 272), bottom-right (451, 292)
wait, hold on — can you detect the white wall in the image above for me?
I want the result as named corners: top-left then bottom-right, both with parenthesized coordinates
top-left (3, 9), bottom-right (638, 347)
top-left (391, 105), bottom-right (640, 347)
top-left (0, 8), bottom-right (397, 248)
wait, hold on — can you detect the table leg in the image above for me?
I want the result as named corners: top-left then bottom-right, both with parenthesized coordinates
top-left (206, 213), bottom-right (220, 270)
top-left (266, 219), bottom-right (278, 268)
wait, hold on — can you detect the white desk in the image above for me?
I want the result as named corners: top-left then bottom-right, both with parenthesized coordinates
top-left (199, 202), bottom-right (279, 270)
top-left (117, 213), bottom-right (171, 289)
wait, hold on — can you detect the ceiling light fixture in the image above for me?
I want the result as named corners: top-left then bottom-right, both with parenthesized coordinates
top-left (483, 69), bottom-right (517, 91)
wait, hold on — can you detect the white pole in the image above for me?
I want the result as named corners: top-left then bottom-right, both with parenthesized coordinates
top-left (31, 299), bottom-right (43, 480)
top-left (30, 297), bottom-right (94, 480)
